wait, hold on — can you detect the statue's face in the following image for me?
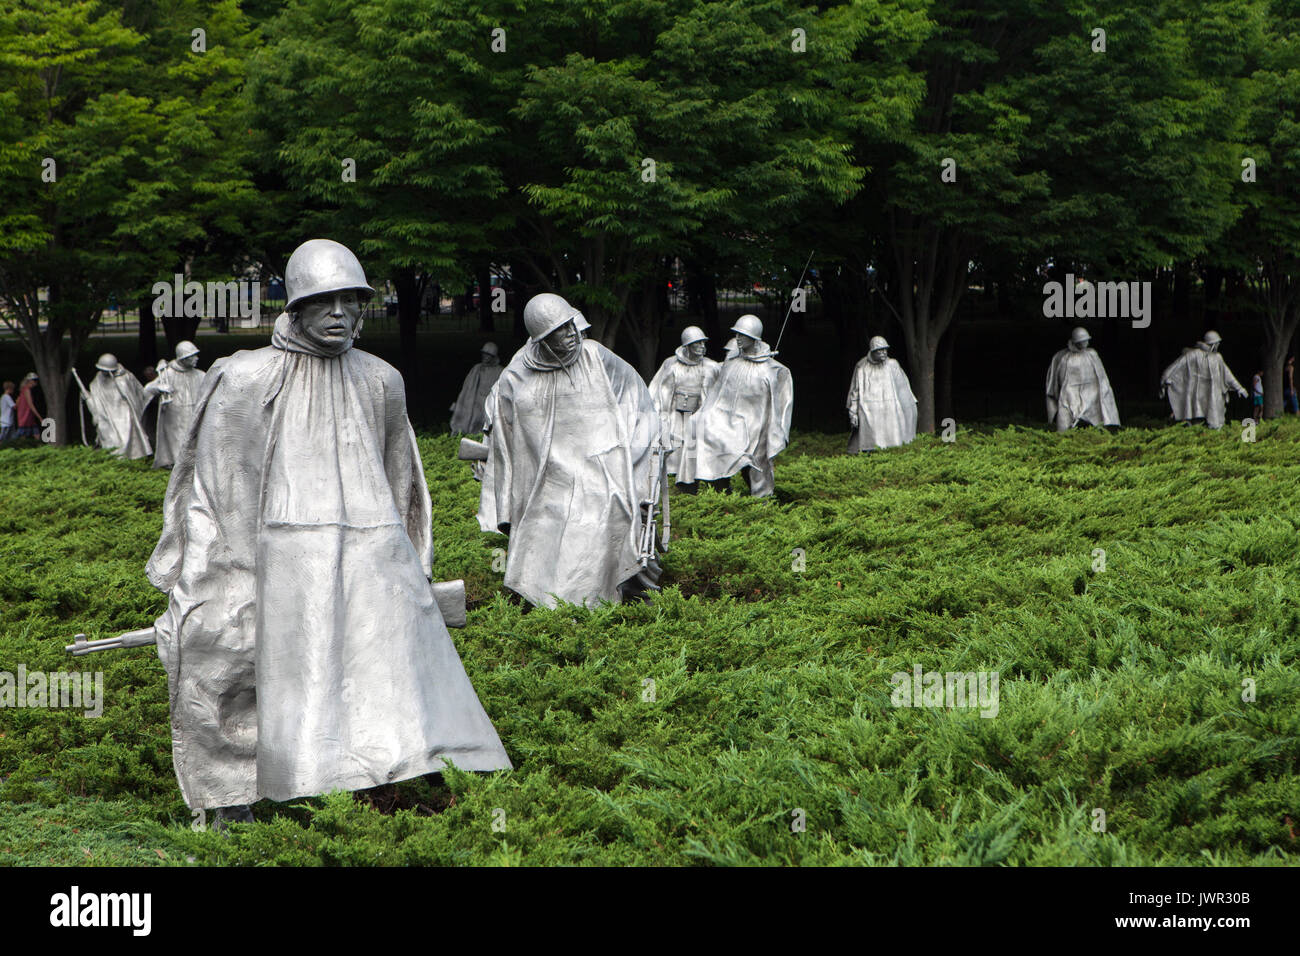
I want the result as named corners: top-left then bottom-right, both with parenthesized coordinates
top-left (544, 321), bottom-right (580, 361)
top-left (481, 350), bottom-right (498, 366)
top-left (179, 354), bottom-right (200, 369)
top-left (869, 348), bottom-right (888, 364)
top-left (1071, 338), bottom-right (1089, 351)
top-left (736, 333), bottom-right (758, 354)
top-left (687, 340), bottom-right (707, 359)
top-left (296, 290), bottom-right (363, 350)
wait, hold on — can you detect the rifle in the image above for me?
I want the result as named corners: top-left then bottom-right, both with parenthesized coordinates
top-left (637, 440), bottom-right (670, 568)
top-left (457, 437), bottom-right (489, 462)
top-left (70, 368), bottom-right (93, 447)
top-left (773, 249), bottom-right (815, 355)
top-left (67, 580), bottom-right (471, 656)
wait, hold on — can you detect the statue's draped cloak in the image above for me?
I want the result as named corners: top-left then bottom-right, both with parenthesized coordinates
top-left (846, 357), bottom-right (918, 452)
top-left (647, 346), bottom-right (721, 480)
top-left (1045, 348), bottom-right (1120, 430)
top-left (1161, 347), bottom-right (1245, 428)
top-left (693, 345), bottom-right (793, 496)
top-left (88, 371), bottom-right (152, 459)
top-left (488, 338), bottom-right (657, 608)
top-left (144, 362), bottom-right (207, 468)
top-left (146, 314), bottom-right (510, 809)
top-left (449, 361), bottom-right (503, 434)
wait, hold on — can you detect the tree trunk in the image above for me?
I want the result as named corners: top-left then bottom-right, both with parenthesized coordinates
top-left (392, 268), bottom-right (421, 382)
top-left (509, 257), bottom-right (530, 340)
top-left (686, 261), bottom-right (721, 342)
top-left (906, 336), bottom-right (940, 434)
top-left (30, 348), bottom-right (67, 445)
top-left (936, 321), bottom-right (957, 424)
top-left (625, 280), bottom-right (662, 379)
top-left (476, 262), bottom-right (494, 333)
top-left (138, 295), bottom-right (158, 369)
top-left (1260, 304), bottom-right (1299, 420)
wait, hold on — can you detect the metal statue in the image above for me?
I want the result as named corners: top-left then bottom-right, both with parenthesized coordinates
top-left (449, 342), bottom-right (503, 434)
top-left (487, 292), bottom-right (662, 608)
top-left (846, 336), bottom-right (918, 452)
top-left (142, 341), bottom-right (206, 468)
top-left (1161, 330), bottom-right (1248, 428)
top-left (98, 239), bottom-right (510, 819)
top-left (693, 315), bottom-right (794, 497)
top-left (74, 354), bottom-right (152, 459)
top-left (647, 326), bottom-right (721, 485)
top-left (1045, 327), bottom-right (1120, 431)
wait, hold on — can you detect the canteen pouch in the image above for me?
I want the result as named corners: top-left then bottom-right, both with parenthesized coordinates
top-left (673, 391), bottom-right (701, 414)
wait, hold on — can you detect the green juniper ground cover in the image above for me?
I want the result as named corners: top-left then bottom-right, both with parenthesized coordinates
top-left (0, 422), bottom-right (1296, 866)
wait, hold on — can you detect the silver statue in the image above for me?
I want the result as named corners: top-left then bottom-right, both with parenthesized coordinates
top-left (846, 335), bottom-right (917, 452)
top-left (449, 341), bottom-right (503, 434)
top-left (648, 326), bottom-right (721, 484)
top-left (693, 315), bottom-right (793, 497)
top-left (74, 354), bottom-right (152, 459)
top-left (142, 340), bottom-right (206, 468)
top-left (1045, 327), bottom-right (1120, 431)
top-left (1161, 330), bottom-right (1248, 428)
top-left (487, 292), bottom-right (661, 608)
top-left (143, 239), bottom-right (510, 815)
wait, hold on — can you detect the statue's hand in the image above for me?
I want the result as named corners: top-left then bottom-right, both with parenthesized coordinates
top-left (1237, 388), bottom-right (1249, 399)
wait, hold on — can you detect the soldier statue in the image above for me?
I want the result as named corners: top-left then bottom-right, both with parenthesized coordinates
top-left (693, 315), bottom-right (793, 497)
top-left (1045, 327), bottom-right (1120, 431)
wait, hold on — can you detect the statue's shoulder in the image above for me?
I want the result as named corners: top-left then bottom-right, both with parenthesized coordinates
top-left (208, 344), bottom-right (279, 386)
top-left (346, 347), bottom-right (405, 391)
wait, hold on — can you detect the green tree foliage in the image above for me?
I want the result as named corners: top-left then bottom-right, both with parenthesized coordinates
top-left (0, 0), bottom-right (255, 442)
top-left (861, 0), bottom-right (1259, 433)
top-left (1205, 0), bottom-right (1300, 418)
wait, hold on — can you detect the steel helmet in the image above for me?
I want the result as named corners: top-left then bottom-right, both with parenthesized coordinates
top-left (868, 335), bottom-right (890, 352)
top-left (680, 326), bottom-right (708, 347)
top-left (574, 312), bottom-right (591, 333)
top-left (524, 293), bottom-right (582, 342)
top-left (1202, 330), bottom-right (1222, 345)
top-left (95, 353), bottom-right (120, 372)
top-left (284, 239), bottom-right (374, 311)
top-left (1070, 327), bottom-right (1091, 345)
top-left (480, 342), bottom-right (500, 357)
top-left (730, 314), bottom-right (763, 341)
top-left (175, 340), bottom-right (200, 360)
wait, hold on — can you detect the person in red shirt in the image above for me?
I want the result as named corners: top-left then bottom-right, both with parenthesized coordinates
top-left (15, 373), bottom-right (42, 438)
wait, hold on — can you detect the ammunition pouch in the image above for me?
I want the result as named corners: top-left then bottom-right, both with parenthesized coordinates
top-left (673, 391), bottom-right (701, 414)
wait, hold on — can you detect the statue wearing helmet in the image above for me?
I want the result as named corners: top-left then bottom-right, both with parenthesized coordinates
top-left (449, 341), bottom-right (504, 435)
top-left (1160, 330), bottom-right (1247, 427)
top-left (487, 292), bottom-right (662, 608)
top-left (1045, 327), bottom-right (1120, 432)
top-left (692, 314), bottom-right (794, 497)
top-left (141, 238), bottom-right (510, 825)
top-left (647, 325), bottom-right (721, 486)
top-left (142, 341), bottom-right (207, 468)
top-left (846, 336), bottom-right (918, 452)
top-left (76, 352), bottom-right (151, 459)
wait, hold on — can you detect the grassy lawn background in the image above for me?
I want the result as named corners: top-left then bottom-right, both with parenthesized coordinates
top-left (0, 419), bottom-right (1296, 865)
